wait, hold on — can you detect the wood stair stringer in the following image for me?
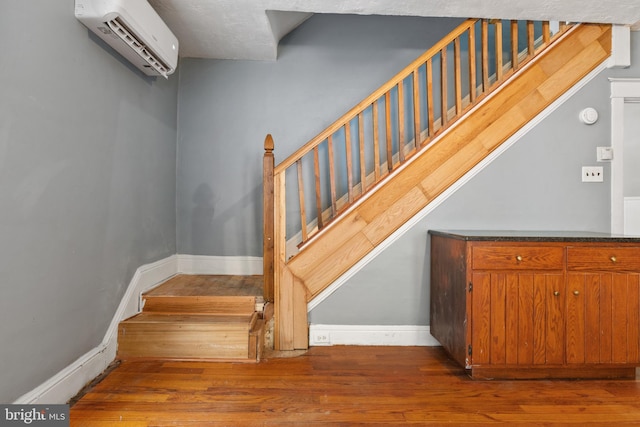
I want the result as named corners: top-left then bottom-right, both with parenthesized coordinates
top-left (276, 23), bottom-right (612, 351)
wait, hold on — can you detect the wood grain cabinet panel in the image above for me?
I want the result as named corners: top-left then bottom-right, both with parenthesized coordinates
top-left (471, 271), bottom-right (565, 367)
top-left (430, 231), bottom-right (640, 380)
top-left (566, 272), bottom-right (640, 365)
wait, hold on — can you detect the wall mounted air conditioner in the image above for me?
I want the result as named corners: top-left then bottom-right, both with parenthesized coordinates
top-left (75, 0), bottom-right (179, 78)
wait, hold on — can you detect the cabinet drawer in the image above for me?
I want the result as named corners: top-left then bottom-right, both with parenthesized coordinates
top-left (472, 246), bottom-right (564, 270)
top-left (567, 247), bottom-right (640, 271)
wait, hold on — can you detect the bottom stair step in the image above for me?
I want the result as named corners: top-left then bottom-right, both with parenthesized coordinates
top-left (117, 312), bottom-right (257, 361)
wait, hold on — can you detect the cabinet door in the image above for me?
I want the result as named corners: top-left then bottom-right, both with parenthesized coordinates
top-left (471, 272), bottom-right (565, 366)
top-left (566, 272), bottom-right (640, 364)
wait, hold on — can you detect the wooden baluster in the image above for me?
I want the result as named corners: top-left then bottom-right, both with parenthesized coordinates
top-left (468, 25), bottom-right (477, 103)
top-left (494, 20), bottom-right (503, 82)
top-left (345, 122), bottom-right (354, 204)
top-left (398, 81), bottom-right (405, 163)
top-left (313, 146), bottom-right (323, 230)
top-left (542, 21), bottom-right (551, 47)
top-left (481, 20), bottom-right (490, 92)
top-left (263, 134), bottom-right (275, 302)
top-left (527, 21), bottom-right (535, 56)
top-left (426, 57), bottom-right (435, 142)
top-left (559, 21), bottom-right (567, 33)
top-left (454, 36), bottom-right (462, 115)
top-left (441, 47), bottom-right (448, 128)
top-left (385, 91), bottom-right (393, 172)
top-left (296, 159), bottom-right (308, 243)
top-left (511, 20), bottom-right (519, 71)
top-left (327, 135), bottom-right (337, 218)
top-left (373, 101), bottom-right (381, 180)
top-left (358, 113), bottom-right (366, 194)
top-left (412, 69), bottom-right (421, 149)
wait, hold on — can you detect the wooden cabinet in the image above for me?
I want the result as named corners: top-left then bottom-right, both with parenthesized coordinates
top-left (429, 230), bottom-right (640, 379)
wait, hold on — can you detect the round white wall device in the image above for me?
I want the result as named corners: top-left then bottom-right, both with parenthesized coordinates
top-left (579, 107), bottom-right (598, 125)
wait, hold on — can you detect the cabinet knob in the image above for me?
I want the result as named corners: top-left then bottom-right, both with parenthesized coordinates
top-left (516, 255), bottom-right (523, 262)
top-left (573, 290), bottom-right (580, 296)
top-left (553, 291), bottom-right (560, 296)
top-left (610, 256), bottom-right (617, 263)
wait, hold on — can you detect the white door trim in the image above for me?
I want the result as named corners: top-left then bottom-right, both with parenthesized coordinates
top-left (609, 78), bottom-right (640, 234)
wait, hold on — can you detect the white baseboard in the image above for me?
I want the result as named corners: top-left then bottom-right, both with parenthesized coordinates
top-left (309, 324), bottom-right (441, 347)
top-left (13, 340), bottom-right (118, 405)
top-left (14, 255), bottom-right (179, 404)
top-left (177, 255), bottom-right (263, 275)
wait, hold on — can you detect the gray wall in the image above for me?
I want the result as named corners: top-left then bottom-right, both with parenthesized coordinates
top-left (176, 14), bottom-right (464, 256)
top-left (0, 1), bottom-right (178, 402)
top-left (310, 32), bottom-right (640, 325)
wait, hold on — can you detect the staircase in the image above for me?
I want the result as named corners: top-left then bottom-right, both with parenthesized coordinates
top-left (117, 275), bottom-right (268, 362)
top-left (264, 21), bottom-right (613, 350)
top-left (120, 20), bottom-right (613, 359)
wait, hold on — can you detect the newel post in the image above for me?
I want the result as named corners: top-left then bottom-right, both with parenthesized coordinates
top-left (263, 135), bottom-right (275, 302)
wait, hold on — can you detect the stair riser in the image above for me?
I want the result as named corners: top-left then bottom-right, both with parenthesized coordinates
top-left (118, 324), bottom-right (250, 360)
top-left (143, 295), bottom-right (256, 315)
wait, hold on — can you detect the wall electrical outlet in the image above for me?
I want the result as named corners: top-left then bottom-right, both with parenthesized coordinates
top-left (582, 166), bottom-right (604, 182)
top-left (312, 332), bottom-right (331, 345)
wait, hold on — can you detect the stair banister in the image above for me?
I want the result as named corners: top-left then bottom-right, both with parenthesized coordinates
top-left (273, 19), bottom-right (477, 174)
top-left (274, 19), bottom-right (569, 256)
top-left (263, 18), bottom-right (598, 351)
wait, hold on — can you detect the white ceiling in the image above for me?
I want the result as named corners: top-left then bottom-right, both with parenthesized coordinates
top-left (147, 0), bottom-right (640, 61)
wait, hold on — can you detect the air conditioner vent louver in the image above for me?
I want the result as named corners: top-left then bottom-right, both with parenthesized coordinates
top-left (107, 17), bottom-right (170, 77)
top-left (75, 0), bottom-right (178, 78)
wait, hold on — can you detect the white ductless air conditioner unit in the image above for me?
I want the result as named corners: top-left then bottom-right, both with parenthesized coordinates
top-left (75, 0), bottom-right (179, 78)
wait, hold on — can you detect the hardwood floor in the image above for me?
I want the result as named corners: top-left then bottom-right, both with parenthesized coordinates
top-left (71, 346), bottom-right (640, 426)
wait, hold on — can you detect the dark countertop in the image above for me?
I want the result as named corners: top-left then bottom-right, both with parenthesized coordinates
top-left (428, 230), bottom-right (640, 243)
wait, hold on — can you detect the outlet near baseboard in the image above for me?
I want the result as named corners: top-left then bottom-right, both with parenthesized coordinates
top-left (311, 332), bottom-right (331, 345)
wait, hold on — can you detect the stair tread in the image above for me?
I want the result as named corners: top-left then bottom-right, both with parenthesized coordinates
top-left (145, 274), bottom-right (263, 298)
top-left (145, 295), bottom-right (257, 300)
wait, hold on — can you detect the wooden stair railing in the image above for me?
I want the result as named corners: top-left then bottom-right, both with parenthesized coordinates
top-left (264, 20), bottom-right (612, 350)
top-left (271, 19), bottom-right (568, 253)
